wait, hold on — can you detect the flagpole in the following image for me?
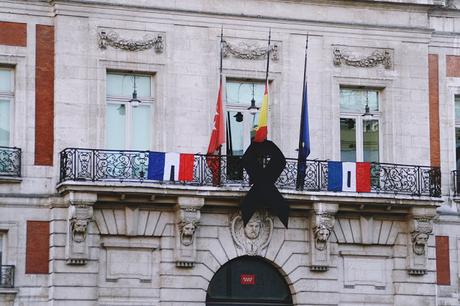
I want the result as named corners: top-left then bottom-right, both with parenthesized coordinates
top-left (296, 35), bottom-right (309, 190)
top-left (218, 26), bottom-right (223, 155)
top-left (265, 29), bottom-right (271, 83)
top-left (217, 26), bottom-right (224, 185)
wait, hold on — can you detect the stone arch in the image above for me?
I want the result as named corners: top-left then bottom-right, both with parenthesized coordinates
top-left (206, 255), bottom-right (294, 306)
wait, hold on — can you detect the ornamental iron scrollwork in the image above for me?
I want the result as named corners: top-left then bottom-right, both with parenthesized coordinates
top-left (223, 40), bottom-right (279, 61)
top-left (59, 148), bottom-right (440, 197)
top-left (0, 265), bottom-right (15, 288)
top-left (98, 30), bottom-right (164, 53)
top-left (333, 47), bottom-right (392, 69)
top-left (0, 146), bottom-right (21, 177)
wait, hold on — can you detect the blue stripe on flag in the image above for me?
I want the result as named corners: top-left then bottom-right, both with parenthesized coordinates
top-left (147, 152), bottom-right (165, 180)
top-left (327, 161), bottom-right (342, 191)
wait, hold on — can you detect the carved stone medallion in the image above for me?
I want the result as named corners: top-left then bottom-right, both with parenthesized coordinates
top-left (231, 210), bottom-right (273, 256)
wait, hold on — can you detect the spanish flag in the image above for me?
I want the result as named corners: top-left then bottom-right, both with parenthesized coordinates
top-left (253, 81), bottom-right (269, 142)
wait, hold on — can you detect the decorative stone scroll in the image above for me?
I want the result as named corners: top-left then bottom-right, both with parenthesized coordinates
top-left (407, 214), bottom-right (434, 275)
top-left (98, 30), bottom-right (164, 53)
top-left (231, 210), bottom-right (273, 256)
top-left (223, 40), bottom-right (279, 61)
top-left (310, 203), bottom-right (338, 272)
top-left (333, 47), bottom-right (392, 69)
top-left (175, 197), bottom-right (204, 268)
top-left (66, 203), bottom-right (94, 265)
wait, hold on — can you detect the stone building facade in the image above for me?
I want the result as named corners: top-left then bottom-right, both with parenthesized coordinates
top-left (1, 0), bottom-right (460, 305)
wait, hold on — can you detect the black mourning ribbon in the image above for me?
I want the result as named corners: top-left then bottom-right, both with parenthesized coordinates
top-left (240, 140), bottom-right (289, 228)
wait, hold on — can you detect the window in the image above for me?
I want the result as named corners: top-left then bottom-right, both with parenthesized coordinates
top-left (225, 80), bottom-right (265, 156)
top-left (0, 68), bottom-right (13, 147)
top-left (340, 88), bottom-right (380, 162)
top-left (455, 95), bottom-right (460, 170)
top-left (225, 80), bottom-right (265, 180)
top-left (106, 72), bottom-right (153, 150)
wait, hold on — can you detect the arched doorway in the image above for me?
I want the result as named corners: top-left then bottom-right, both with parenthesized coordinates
top-left (206, 256), bottom-right (293, 306)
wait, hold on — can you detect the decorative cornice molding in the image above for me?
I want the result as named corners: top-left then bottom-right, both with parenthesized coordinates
top-left (223, 40), bottom-right (279, 61)
top-left (98, 30), bottom-right (164, 53)
top-left (333, 47), bottom-right (392, 69)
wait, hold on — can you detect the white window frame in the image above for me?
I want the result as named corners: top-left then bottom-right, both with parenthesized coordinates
top-left (339, 87), bottom-right (382, 162)
top-left (106, 71), bottom-right (155, 150)
top-left (0, 67), bottom-right (14, 147)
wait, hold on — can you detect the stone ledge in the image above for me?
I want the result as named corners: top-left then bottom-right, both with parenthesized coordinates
top-left (0, 288), bottom-right (19, 294)
top-left (0, 176), bottom-right (22, 183)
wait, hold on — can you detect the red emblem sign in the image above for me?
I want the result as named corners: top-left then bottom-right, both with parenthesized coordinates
top-left (240, 274), bottom-right (256, 285)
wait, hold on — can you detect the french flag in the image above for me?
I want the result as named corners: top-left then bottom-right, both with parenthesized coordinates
top-left (327, 161), bottom-right (371, 192)
top-left (147, 152), bottom-right (194, 181)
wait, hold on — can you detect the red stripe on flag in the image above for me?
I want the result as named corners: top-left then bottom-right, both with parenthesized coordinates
top-left (356, 162), bottom-right (371, 192)
top-left (179, 154), bottom-right (194, 181)
top-left (253, 126), bottom-right (267, 143)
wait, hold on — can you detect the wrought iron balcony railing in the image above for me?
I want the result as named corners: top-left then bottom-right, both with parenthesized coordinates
top-left (0, 146), bottom-right (21, 177)
top-left (59, 148), bottom-right (441, 197)
top-left (0, 265), bottom-right (15, 288)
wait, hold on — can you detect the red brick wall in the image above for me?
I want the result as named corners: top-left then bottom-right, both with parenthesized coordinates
top-left (428, 54), bottom-right (440, 168)
top-left (25, 221), bottom-right (49, 274)
top-left (446, 55), bottom-right (460, 77)
top-left (35, 25), bottom-right (54, 166)
top-left (0, 21), bottom-right (27, 47)
top-left (436, 236), bottom-right (451, 285)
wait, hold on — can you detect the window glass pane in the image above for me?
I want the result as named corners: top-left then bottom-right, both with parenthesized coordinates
top-left (107, 73), bottom-right (151, 97)
top-left (340, 88), bottom-right (378, 113)
top-left (0, 70), bottom-right (11, 92)
top-left (455, 96), bottom-right (460, 124)
top-left (363, 119), bottom-right (379, 162)
top-left (106, 74), bottom-right (123, 97)
top-left (227, 111), bottom-right (245, 156)
top-left (131, 105), bottom-right (151, 150)
top-left (226, 81), bottom-right (264, 106)
top-left (0, 99), bottom-right (10, 146)
top-left (340, 118), bottom-right (356, 162)
top-left (106, 103), bottom-right (126, 149)
top-left (135, 76), bottom-right (151, 97)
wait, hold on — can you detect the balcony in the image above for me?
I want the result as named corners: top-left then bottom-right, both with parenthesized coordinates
top-left (59, 148), bottom-right (441, 197)
top-left (0, 146), bottom-right (21, 178)
top-left (0, 265), bottom-right (14, 288)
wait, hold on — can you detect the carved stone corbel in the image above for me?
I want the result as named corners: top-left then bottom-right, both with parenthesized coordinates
top-left (65, 192), bottom-right (96, 265)
top-left (175, 197), bottom-right (204, 268)
top-left (407, 210), bottom-right (435, 275)
top-left (310, 203), bottom-right (338, 271)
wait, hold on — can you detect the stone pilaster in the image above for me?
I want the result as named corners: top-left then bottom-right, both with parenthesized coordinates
top-left (310, 203), bottom-right (338, 271)
top-left (175, 196), bottom-right (204, 267)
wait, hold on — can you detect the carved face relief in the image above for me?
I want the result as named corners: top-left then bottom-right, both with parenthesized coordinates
top-left (412, 232), bottom-right (429, 255)
top-left (231, 211), bottom-right (273, 256)
top-left (179, 221), bottom-right (197, 246)
top-left (314, 224), bottom-right (331, 251)
top-left (71, 218), bottom-right (88, 243)
top-left (244, 220), bottom-right (261, 240)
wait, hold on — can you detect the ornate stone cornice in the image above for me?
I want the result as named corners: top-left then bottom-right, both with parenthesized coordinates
top-left (333, 47), bottom-right (391, 69)
top-left (98, 30), bottom-right (164, 53)
top-left (223, 40), bottom-right (278, 61)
